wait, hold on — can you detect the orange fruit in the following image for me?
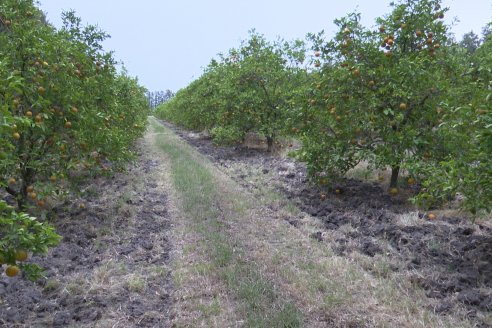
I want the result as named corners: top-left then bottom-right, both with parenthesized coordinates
top-left (15, 250), bottom-right (28, 262)
top-left (389, 188), bottom-right (399, 196)
top-left (427, 213), bottom-right (436, 220)
top-left (5, 266), bottom-right (20, 277)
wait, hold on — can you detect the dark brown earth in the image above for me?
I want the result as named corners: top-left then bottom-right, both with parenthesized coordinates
top-left (163, 121), bottom-right (492, 327)
top-left (0, 141), bottom-right (172, 327)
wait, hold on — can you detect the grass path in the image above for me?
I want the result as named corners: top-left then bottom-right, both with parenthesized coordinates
top-left (149, 117), bottom-right (475, 327)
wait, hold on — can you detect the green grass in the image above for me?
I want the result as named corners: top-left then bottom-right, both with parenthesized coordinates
top-left (150, 118), bottom-right (303, 327)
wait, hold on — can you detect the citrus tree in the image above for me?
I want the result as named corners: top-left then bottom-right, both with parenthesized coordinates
top-left (0, 0), bottom-right (148, 279)
top-left (0, 0), bottom-right (148, 209)
top-left (157, 31), bottom-right (307, 151)
top-left (299, 0), bottom-right (455, 192)
top-left (412, 26), bottom-right (492, 213)
top-left (212, 31), bottom-right (306, 150)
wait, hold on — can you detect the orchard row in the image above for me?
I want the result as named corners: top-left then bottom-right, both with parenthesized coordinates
top-left (0, 0), bottom-right (149, 279)
top-left (156, 0), bottom-right (491, 215)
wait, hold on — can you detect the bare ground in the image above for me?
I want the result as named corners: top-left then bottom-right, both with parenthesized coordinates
top-left (0, 137), bottom-right (173, 327)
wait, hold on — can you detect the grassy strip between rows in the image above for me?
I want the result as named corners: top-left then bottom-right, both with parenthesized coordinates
top-left (150, 118), bottom-right (303, 327)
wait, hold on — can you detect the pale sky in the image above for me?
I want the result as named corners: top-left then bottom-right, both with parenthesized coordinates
top-left (37, 0), bottom-right (491, 92)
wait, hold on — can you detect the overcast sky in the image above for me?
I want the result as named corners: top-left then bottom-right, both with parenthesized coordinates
top-left (37, 0), bottom-right (491, 92)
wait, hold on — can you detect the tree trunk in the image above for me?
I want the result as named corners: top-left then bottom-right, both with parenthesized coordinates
top-left (389, 166), bottom-right (400, 189)
top-left (266, 135), bottom-right (274, 152)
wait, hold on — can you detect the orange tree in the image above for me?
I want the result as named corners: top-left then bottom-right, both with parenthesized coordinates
top-left (157, 31), bottom-right (307, 151)
top-left (299, 0), bottom-right (455, 191)
top-left (157, 68), bottom-right (222, 131)
top-left (412, 27), bottom-right (492, 213)
top-left (0, 0), bottom-right (148, 278)
top-left (1, 1), bottom-right (148, 209)
top-left (212, 32), bottom-right (306, 150)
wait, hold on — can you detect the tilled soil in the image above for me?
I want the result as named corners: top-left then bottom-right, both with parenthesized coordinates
top-left (164, 121), bottom-right (492, 326)
top-left (0, 140), bottom-right (172, 327)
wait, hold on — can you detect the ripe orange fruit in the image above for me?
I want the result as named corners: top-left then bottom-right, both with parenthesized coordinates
top-left (15, 250), bottom-right (28, 262)
top-left (35, 114), bottom-right (43, 123)
top-left (29, 192), bottom-right (37, 200)
top-left (37, 200), bottom-right (45, 207)
top-left (5, 265), bottom-right (20, 277)
top-left (13, 132), bottom-right (21, 140)
top-left (399, 103), bottom-right (407, 110)
top-left (26, 185), bottom-right (34, 193)
top-left (8, 178), bottom-right (16, 185)
top-left (37, 86), bottom-right (46, 95)
top-left (79, 203), bottom-right (86, 209)
top-left (26, 111), bottom-right (33, 117)
top-left (64, 121), bottom-right (72, 128)
top-left (71, 107), bottom-right (78, 113)
top-left (427, 213), bottom-right (436, 220)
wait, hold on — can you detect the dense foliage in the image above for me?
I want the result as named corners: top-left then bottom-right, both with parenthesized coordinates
top-left (157, 31), bottom-right (307, 151)
top-left (0, 0), bottom-right (149, 278)
top-left (156, 0), bottom-right (490, 215)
